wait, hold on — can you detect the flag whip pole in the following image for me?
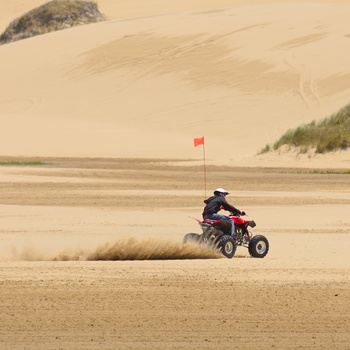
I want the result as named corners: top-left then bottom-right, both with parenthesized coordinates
top-left (202, 140), bottom-right (207, 199)
top-left (193, 136), bottom-right (206, 199)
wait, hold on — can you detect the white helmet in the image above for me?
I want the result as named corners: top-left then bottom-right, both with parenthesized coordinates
top-left (214, 188), bottom-right (229, 196)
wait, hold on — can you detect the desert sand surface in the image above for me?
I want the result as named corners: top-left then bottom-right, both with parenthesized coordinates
top-left (0, 0), bottom-right (350, 349)
top-left (0, 158), bottom-right (350, 349)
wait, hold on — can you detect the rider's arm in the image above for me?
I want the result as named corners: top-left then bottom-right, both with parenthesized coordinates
top-left (220, 198), bottom-right (241, 215)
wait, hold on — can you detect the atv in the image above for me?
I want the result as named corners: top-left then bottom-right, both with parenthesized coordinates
top-left (183, 213), bottom-right (269, 258)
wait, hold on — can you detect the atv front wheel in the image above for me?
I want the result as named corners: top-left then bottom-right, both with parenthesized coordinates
top-left (248, 235), bottom-right (269, 258)
top-left (216, 235), bottom-right (237, 259)
top-left (183, 233), bottom-right (201, 244)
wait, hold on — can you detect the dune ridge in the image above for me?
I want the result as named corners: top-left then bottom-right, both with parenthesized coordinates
top-left (0, 1), bottom-right (350, 167)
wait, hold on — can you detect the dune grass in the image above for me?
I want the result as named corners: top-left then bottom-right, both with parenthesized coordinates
top-left (260, 103), bottom-right (350, 154)
top-left (0, 0), bottom-right (105, 44)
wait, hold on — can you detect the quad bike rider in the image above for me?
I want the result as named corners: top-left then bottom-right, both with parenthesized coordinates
top-left (183, 188), bottom-right (269, 258)
top-left (202, 188), bottom-right (244, 237)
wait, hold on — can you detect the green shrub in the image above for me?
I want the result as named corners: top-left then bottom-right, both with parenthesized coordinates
top-left (258, 144), bottom-right (271, 154)
top-left (0, 161), bottom-right (46, 166)
top-left (0, 0), bottom-right (105, 44)
top-left (272, 104), bottom-right (350, 153)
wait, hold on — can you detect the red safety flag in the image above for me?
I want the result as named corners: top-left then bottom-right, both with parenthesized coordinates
top-left (194, 136), bottom-right (204, 147)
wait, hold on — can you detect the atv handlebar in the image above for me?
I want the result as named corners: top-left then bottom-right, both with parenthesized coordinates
top-left (220, 206), bottom-right (246, 216)
top-left (230, 211), bottom-right (246, 217)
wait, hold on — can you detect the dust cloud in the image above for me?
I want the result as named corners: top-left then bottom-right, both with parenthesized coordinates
top-left (2, 236), bottom-right (222, 261)
top-left (56, 237), bottom-right (223, 261)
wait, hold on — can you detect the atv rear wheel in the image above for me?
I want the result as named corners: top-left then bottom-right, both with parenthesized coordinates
top-left (216, 235), bottom-right (237, 259)
top-left (183, 233), bottom-right (201, 244)
top-left (248, 235), bottom-right (269, 258)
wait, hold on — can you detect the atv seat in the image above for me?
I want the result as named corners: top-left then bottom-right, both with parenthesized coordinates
top-left (202, 219), bottom-right (232, 236)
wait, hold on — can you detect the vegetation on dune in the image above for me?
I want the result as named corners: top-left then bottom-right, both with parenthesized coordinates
top-left (260, 103), bottom-right (350, 154)
top-left (0, 161), bottom-right (46, 166)
top-left (0, 0), bottom-right (105, 45)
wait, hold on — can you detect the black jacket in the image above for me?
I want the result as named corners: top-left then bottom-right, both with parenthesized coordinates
top-left (202, 195), bottom-right (241, 218)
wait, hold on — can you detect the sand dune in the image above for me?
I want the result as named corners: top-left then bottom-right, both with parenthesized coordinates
top-left (0, 1), bottom-right (350, 166)
top-left (1, 2), bottom-right (350, 349)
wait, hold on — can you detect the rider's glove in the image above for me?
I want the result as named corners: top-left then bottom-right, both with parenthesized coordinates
top-left (241, 211), bottom-right (246, 216)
